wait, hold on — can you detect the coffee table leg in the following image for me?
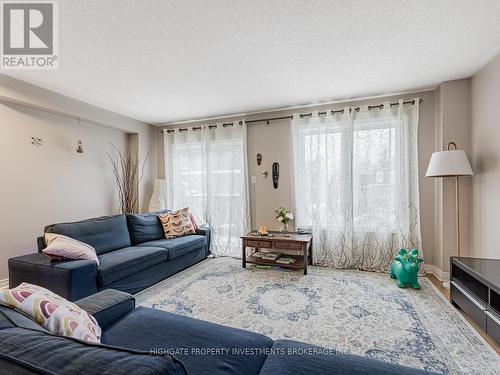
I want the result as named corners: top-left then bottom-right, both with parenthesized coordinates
top-left (309, 239), bottom-right (313, 265)
top-left (303, 243), bottom-right (308, 275)
top-left (242, 242), bottom-right (246, 268)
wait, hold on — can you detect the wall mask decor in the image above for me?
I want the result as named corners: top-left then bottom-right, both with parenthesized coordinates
top-left (272, 162), bottom-right (279, 189)
top-left (256, 153), bottom-right (262, 166)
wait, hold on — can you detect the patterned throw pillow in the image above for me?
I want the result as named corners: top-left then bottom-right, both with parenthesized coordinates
top-left (43, 233), bottom-right (100, 265)
top-left (0, 283), bottom-right (101, 343)
top-left (189, 212), bottom-right (198, 231)
top-left (158, 207), bottom-right (196, 238)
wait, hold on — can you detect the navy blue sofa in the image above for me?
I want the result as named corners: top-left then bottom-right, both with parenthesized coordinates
top-left (8, 212), bottom-right (211, 301)
top-left (0, 289), bottom-right (437, 375)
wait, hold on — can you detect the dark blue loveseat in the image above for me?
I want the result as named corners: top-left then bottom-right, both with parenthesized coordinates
top-left (8, 212), bottom-right (210, 301)
top-left (0, 289), bottom-right (437, 375)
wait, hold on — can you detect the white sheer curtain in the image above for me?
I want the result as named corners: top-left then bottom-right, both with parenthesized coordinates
top-left (292, 99), bottom-right (421, 271)
top-left (164, 122), bottom-right (250, 257)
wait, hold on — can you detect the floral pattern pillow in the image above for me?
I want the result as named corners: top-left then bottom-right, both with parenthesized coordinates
top-left (0, 283), bottom-right (101, 343)
top-left (159, 207), bottom-right (196, 238)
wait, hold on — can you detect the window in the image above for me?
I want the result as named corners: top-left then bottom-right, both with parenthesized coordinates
top-left (165, 124), bottom-right (249, 257)
top-left (292, 102), bottom-right (420, 270)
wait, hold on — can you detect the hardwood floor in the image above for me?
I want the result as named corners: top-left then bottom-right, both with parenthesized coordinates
top-left (426, 274), bottom-right (500, 354)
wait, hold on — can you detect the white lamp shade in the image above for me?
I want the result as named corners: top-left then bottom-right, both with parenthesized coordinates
top-left (426, 150), bottom-right (473, 177)
top-left (148, 179), bottom-right (167, 212)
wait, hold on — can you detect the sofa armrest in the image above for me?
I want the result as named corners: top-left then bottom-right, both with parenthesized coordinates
top-left (196, 224), bottom-right (211, 255)
top-left (75, 289), bottom-right (135, 329)
top-left (8, 253), bottom-right (98, 301)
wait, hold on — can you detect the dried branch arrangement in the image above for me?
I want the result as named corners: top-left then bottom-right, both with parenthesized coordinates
top-left (107, 143), bottom-right (149, 214)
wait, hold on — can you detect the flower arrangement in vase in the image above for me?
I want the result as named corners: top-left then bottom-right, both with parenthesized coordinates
top-left (275, 207), bottom-right (294, 232)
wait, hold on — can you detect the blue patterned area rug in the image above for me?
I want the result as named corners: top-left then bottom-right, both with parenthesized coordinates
top-left (136, 258), bottom-right (499, 374)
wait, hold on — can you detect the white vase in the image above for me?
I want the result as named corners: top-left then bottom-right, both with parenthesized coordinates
top-left (148, 179), bottom-right (167, 212)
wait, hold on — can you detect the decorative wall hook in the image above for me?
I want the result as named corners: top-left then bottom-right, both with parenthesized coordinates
top-left (256, 153), bottom-right (262, 166)
top-left (76, 140), bottom-right (84, 153)
top-left (31, 137), bottom-right (43, 147)
top-left (262, 170), bottom-right (269, 178)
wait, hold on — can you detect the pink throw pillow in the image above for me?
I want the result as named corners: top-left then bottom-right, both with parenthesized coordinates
top-left (43, 233), bottom-right (99, 265)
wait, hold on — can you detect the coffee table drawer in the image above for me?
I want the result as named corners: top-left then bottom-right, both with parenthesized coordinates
top-left (246, 240), bottom-right (272, 248)
top-left (274, 241), bottom-right (302, 250)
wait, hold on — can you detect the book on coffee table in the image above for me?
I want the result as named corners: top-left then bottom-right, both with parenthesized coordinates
top-left (262, 252), bottom-right (281, 260)
top-left (276, 257), bottom-right (296, 265)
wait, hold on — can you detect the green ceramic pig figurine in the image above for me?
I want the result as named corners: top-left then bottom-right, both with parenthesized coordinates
top-left (389, 248), bottom-right (423, 289)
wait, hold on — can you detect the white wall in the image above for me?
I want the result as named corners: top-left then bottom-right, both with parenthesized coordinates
top-left (433, 79), bottom-right (472, 273)
top-left (0, 75), bottom-right (157, 279)
top-left (0, 75), bottom-right (157, 212)
top-left (471, 52), bottom-right (500, 259)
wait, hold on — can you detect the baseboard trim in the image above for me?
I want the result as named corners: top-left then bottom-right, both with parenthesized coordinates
top-left (0, 278), bottom-right (8, 288)
top-left (425, 264), bottom-right (449, 282)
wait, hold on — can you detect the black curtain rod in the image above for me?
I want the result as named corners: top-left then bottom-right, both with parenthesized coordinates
top-left (165, 121), bottom-right (244, 133)
top-left (257, 99), bottom-right (423, 123)
top-left (161, 98), bottom-right (422, 132)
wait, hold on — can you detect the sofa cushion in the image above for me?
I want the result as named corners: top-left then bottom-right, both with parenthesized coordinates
top-left (126, 210), bottom-right (169, 245)
top-left (102, 307), bottom-right (273, 375)
top-left (98, 247), bottom-right (207, 295)
top-left (140, 235), bottom-right (207, 260)
top-left (97, 247), bottom-right (168, 287)
top-left (45, 215), bottom-right (130, 255)
top-left (259, 339), bottom-right (434, 375)
top-left (0, 327), bottom-right (187, 375)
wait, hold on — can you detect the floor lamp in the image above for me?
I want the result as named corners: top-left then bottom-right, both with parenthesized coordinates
top-left (426, 142), bottom-right (473, 260)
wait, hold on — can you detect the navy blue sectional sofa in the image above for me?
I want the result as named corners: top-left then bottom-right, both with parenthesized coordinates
top-left (0, 289), bottom-right (436, 375)
top-left (8, 212), bottom-right (211, 301)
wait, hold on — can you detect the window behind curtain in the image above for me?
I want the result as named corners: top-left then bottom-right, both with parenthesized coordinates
top-left (352, 119), bottom-right (399, 233)
top-left (164, 124), bottom-right (249, 257)
top-left (169, 140), bottom-right (206, 224)
top-left (292, 101), bottom-right (421, 271)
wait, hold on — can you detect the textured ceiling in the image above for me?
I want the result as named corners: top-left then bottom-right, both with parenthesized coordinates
top-left (3, 0), bottom-right (500, 124)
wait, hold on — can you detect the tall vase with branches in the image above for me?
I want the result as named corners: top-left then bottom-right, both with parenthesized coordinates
top-left (107, 143), bottom-right (149, 214)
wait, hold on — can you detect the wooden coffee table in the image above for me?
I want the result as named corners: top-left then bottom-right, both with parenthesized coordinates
top-left (241, 231), bottom-right (313, 275)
